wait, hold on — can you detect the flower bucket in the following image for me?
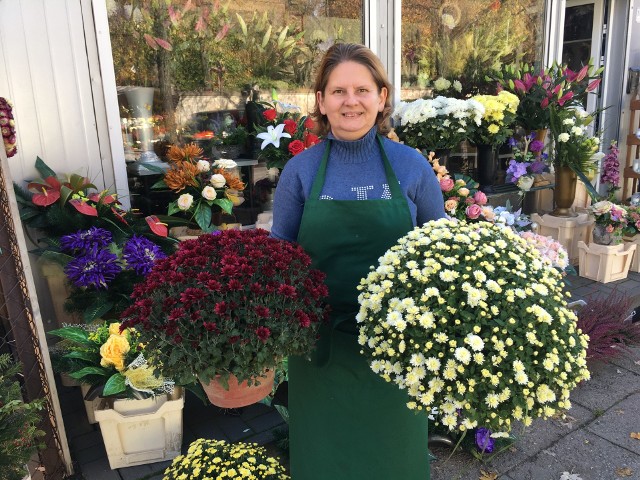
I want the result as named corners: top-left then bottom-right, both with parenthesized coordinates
top-left (40, 261), bottom-right (82, 326)
top-left (623, 235), bottom-right (640, 272)
top-left (80, 383), bottom-right (100, 424)
top-left (577, 241), bottom-right (637, 283)
top-left (94, 390), bottom-right (184, 470)
top-left (200, 368), bottom-right (275, 408)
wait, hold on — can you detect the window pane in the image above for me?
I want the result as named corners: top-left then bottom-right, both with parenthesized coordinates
top-left (106, 0), bottom-right (362, 221)
top-left (562, 5), bottom-right (594, 72)
top-left (400, 0), bottom-right (546, 99)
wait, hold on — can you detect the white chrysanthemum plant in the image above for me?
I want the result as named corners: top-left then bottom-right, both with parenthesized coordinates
top-left (356, 219), bottom-right (590, 438)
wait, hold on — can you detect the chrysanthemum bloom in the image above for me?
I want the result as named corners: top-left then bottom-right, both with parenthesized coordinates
top-left (64, 247), bottom-right (122, 289)
top-left (60, 227), bottom-right (113, 254)
top-left (164, 162), bottom-right (199, 192)
top-left (214, 168), bottom-right (245, 190)
top-left (122, 235), bottom-right (166, 276)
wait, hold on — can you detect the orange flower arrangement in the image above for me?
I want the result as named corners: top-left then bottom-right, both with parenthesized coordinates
top-left (152, 143), bottom-right (246, 232)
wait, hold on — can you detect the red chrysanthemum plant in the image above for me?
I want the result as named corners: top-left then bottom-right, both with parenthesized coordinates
top-left (120, 229), bottom-right (330, 391)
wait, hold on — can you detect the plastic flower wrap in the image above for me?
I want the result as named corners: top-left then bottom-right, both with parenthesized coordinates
top-left (255, 101), bottom-right (320, 171)
top-left (49, 321), bottom-right (173, 399)
top-left (391, 96), bottom-right (484, 151)
top-left (590, 200), bottom-right (628, 243)
top-left (505, 133), bottom-right (550, 191)
top-left (163, 439), bottom-right (289, 480)
top-left (153, 143), bottom-right (246, 232)
top-left (468, 91), bottom-right (520, 147)
top-left (357, 219), bottom-right (590, 437)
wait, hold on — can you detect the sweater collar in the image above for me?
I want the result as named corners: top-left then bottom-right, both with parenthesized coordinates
top-left (327, 127), bottom-right (378, 164)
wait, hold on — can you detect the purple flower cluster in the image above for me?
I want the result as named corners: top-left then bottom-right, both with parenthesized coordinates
top-left (475, 427), bottom-right (495, 453)
top-left (64, 247), bottom-right (122, 289)
top-left (122, 235), bottom-right (167, 276)
top-left (61, 227), bottom-right (113, 253)
top-left (600, 141), bottom-right (620, 191)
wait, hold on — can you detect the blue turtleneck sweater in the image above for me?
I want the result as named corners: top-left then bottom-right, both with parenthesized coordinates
top-left (271, 127), bottom-right (446, 242)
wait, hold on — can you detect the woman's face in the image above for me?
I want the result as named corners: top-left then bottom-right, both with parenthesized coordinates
top-left (317, 61), bottom-right (388, 141)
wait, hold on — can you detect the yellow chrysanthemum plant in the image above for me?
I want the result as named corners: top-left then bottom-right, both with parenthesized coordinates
top-left (163, 438), bottom-right (289, 480)
top-left (49, 321), bottom-right (174, 400)
top-left (468, 91), bottom-right (520, 147)
top-left (356, 219), bottom-right (590, 443)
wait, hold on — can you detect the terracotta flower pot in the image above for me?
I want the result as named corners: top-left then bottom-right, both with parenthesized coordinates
top-left (200, 368), bottom-right (275, 408)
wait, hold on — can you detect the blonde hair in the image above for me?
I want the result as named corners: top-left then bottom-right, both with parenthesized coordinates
top-left (311, 43), bottom-right (393, 136)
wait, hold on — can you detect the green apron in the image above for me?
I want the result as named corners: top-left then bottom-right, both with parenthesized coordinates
top-left (290, 136), bottom-right (430, 480)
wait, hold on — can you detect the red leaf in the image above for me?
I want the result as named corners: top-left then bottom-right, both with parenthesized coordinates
top-left (69, 199), bottom-right (98, 216)
top-left (144, 34), bottom-right (159, 50)
top-left (168, 5), bottom-right (181, 25)
top-left (32, 189), bottom-right (60, 207)
top-left (146, 215), bottom-right (168, 237)
top-left (88, 192), bottom-right (116, 204)
top-left (214, 23), bottom-right (230, 42)
top-left (111, 207), bottom-right (129, 225)
top-left (155, 37), bottom-right (173, 51)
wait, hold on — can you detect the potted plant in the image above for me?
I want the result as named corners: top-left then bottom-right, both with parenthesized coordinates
top-left (590, 200), bottom-right (628, 245)
top-left (357, 219), bottom-right (590, 449)
top-left (391, 95), bottom-right (483, 164)
top-left (163, 438), bottom-right (289, 479)
top-left (213, 123), bottom-right (249, 159)
top-left (152, 143), bottom-right (246, 233)
top-left (505, 133), bottom-right (550, 192)
top-left (0, 354), bottom-right (45, 480)
top-left (120, 228), bottom-right (330, 408)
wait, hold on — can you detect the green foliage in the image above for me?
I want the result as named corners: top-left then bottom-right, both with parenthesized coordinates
top-left (0, 354), bottom-right (45, 480)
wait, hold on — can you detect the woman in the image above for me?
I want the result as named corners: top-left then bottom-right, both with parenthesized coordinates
top-left (272, 43), bottom-right (446, 479)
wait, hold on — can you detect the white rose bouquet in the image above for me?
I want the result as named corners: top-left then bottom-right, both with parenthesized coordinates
top-left (356, 219), bottom-right (590, 438)
top-left (391, 96), bottom-right (484, 151)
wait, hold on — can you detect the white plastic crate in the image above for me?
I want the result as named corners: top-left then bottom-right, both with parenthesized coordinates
top-left (624, 235), bottom-right (640, 273)
top-left (577, 241), bottom-right (637, 283)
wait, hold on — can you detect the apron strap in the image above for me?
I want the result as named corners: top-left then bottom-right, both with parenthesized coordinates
top-left (308, 134), bottom-right (404, 200)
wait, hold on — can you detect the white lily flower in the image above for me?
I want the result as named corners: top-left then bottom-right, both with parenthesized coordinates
top-left (257, 124), bottom-right (291, 150)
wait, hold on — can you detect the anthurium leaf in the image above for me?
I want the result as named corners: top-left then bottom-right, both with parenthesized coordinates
top-left (195, 202), bottom-right (212, 231)
top-left (103, 373), bottom-right (127, 396)
top-left (83, 301), bottom-right (114, 323)
top-left (34, 157), bottom-right (57, 178)
top-left (69, 366), bottom-right (110, 379)
top-left (59, 185), bottom-right (74, 206)
top-left (48, 326), bottom-right (92, 345)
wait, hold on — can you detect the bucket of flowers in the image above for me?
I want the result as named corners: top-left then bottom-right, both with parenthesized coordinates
top-left (356, 219), bottom-right (590, 454)
top-left (152, 143), bottom-right (246, 233)
top-left (163, 438), bottom-right (289, 479)
top-left (120, 228), bottom-right (330, 408)
top-left (505, 133), bottom-right (550, 192)
top-left (590, 200), bottom-right (629, 246)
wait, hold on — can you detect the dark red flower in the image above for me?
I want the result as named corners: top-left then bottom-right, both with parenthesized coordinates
top-left (304, 117), bottom-right (314, 130)
top-left (256, 326), bottom-right (271, 342)
top-left (263, 109), bottom-right (277, 121)
top-left (288, 140), bottom-right (305, 156)
top-left (283, 119), bottom-right (297, 135)
top-left (304, 133), bottom-right (320, 148)
top-left (255, 305), bottom-right (270, 318)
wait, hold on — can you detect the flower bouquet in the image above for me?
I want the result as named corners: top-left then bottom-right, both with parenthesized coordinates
top-left (49, 321), bottom-right (173, 400)
top-left (153, 143), bottom-right (246, 232)
top-left (120, 229), bottom-right (329, 406)
top-left (467, 91), bottom-right (520, 147)
top-left (493, 62), bottom-right (602, 131)
top-left (254, 101), bottom-right (320, 171)
top-left (505, 133), bottom-right (550, 191)
top-left (590, 200), bottom-right (628, 245)
top-left (427, 152), bottom-right (489, 222)
top-left (518, 231), bottom-right (570, 271)
top-left (391, 96), bottom-right (484, 151)
top-left (548, 106), bottom-right (601, 173)
top-left (0, 354), bottom-right (45, 480)
top-left (162, 439), bottom-right (289, 479)
top-left (357, 219), bottom-right (590, 439)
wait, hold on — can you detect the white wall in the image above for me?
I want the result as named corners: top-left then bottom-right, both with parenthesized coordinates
top-left (0, 0), bottom-right (117, 189)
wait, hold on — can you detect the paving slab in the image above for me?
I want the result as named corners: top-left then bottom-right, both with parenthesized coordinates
top-left (118, 461), bottom-right (171, 480)
top-left (78, 456), bottom-right (122, 480)
top-left (569, 361), bottom-right (640, 412)
top-left (608, 348), bottom-right (640, 375)
top-left (586, 393), bottom-right (640, 455)
top-left (429, 444), bottom-right (485, 480)
top-left (505, 429), bottom-right (640, 480)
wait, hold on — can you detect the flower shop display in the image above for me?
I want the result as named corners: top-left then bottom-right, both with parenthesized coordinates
top-left (548, 105), bottom-right (602, 216)
top-left (600, 141), bottom-right (620, 200)
top-left (255, 101), bottom-right (320, 171)
top-left (0, 354), bottom-right (45, 480)
top-left (518, 231), bottom-right (570, 271)
top-left (505, 133), bottom-right (550, 192)
top-left (0, 97), bottom-right (17, 158)
top-left (213, 122), bottom-right (249, 159)
top-left (162, 438), bottom-right (289, 480)
top-left (120, 229), bottom-right (330, 407)
top-left (391, 96), bottom-right (484, 155)
top-left (590, 200), bottom-right (628, 245)
top-left (49, 321), bottom-right (174, 400)
top-left (153, 143), bottom-right (246, 233)
top-left (13, 157), bottom-right (174, 324)
top-left (356, 219), bottom-right (590, 440)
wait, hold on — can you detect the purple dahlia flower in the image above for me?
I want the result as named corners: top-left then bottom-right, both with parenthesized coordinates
top-left (60, 227), bottom-right (113, 254)
top-left (64, 247), bottom-right (121, 289)
top-left (122, 235), bottom-right (166, 276)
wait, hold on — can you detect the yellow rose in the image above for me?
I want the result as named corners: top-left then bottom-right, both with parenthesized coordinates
top-left (108, 322), bottom-right (123, 336)
top-left (458, 187), bottom-right (470, 197)
top-left (100, 334), bottom-right (130, 371)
